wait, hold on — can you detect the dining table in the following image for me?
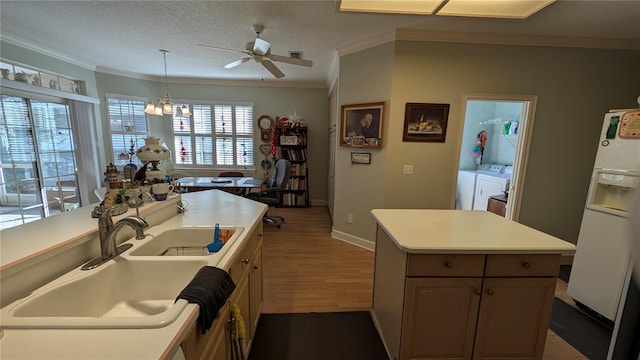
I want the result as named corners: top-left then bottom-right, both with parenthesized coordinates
top-left (176, 177), bottom-right (264, 194)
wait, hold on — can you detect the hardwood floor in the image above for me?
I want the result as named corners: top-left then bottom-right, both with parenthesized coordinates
top-left (262, 206), bottom-right (374, 313)
top-left (261, 206), bottom-right (587, 359)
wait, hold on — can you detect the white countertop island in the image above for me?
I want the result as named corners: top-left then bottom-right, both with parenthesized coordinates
top-left (371, 209), bottom-right (576, 254)
top-left (370, 209), bottom-right (576, 360)
top-left (0, 190), bottom-right (267, 359)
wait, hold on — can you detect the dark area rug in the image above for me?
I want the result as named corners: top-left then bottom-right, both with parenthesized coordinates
top-left (550, 297), bottom-right (613, 360)
top-left (248, 311), bottom-right (388, 360)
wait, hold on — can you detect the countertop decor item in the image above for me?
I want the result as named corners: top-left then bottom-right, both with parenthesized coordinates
top-left (144, 50), bottom-right (191, 117)
top-left (136, 137), bottom-right (171, 181)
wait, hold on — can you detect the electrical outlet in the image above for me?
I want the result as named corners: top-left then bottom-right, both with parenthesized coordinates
top-left (403, 165), bottom-right (414, 175)
top-left (347, 213), bottom-right (354, 224)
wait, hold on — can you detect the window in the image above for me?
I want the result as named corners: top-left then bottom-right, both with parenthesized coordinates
top-left (172, 102), bottom-right (254, 168)
top-left (106, 96), bottom-right (149, 167)
top-left (0, 94), bottom-right (80, 229)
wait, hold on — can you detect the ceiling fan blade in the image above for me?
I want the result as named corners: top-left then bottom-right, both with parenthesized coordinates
top-left (269, 53), bottom-right (313, 67)
top-left (224, 58), bottom-right (251, 69)
top-left (197, 44), bottom-right (251, 56)
top-left (260, 59), bottom-right (285, 79)
top-left (253, 38), bottom-right (271, 56)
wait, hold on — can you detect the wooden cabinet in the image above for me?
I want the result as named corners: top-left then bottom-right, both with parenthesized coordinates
top-left (276, 126), bottom-right (309, 207)
top-left (249, 245), bottom-right (263, 333)
top-left (402, 277), bottom-right (482, 359)
top-left (182, 223), bottom-right (263, 360)
top-left (373, 227), bottom-right (559, 360)
top-left (487, 195), bottom-right (507, 217)
top-left (473, 277), bottom-right (556, 360)
top-left (181, 302), bottom-right (230, 360)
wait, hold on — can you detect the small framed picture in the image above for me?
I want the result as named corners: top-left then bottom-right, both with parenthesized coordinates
top-left (340, 102), bottom-right (384, 149)
top-left (351, 152), bottom-right (371, 164)
top-left (403, 103), bottom-right (450, 143)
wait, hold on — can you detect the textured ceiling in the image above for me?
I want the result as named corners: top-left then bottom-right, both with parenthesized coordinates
top-left (1, 1), bottom-right (639, 85)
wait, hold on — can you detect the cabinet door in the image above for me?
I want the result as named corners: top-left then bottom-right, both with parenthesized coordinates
top-left (230, 273), bottom-right (251, 341)
top-left (473, 178), bottom-right (504, 210)
top-left (202, 303), bottom-right (231, 360)
top-left (473, 277), bottom-right (556, 360)
top-left (401, 278), bottom-right (482, 360)
top-left (249, 245), bottom-right (263, 335)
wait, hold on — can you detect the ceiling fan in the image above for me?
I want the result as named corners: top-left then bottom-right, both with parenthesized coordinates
top-left (198, 24), bottom-right (313, 79)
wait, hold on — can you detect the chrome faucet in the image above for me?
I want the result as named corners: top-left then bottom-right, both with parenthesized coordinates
top-left (82, 208), bottom-right (149, 270)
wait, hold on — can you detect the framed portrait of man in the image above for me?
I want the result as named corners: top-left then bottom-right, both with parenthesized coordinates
top-left (340, 102), bottom-right (385, 149)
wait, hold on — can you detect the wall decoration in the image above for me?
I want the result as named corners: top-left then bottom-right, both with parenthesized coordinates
top-left (340, 102), bottom-right (384, 149)
top-left (351, 152), bottom-right (371, 164)
top-left (257, 115), bottom-right (275, 142)
top-left (403, 103), bottom-right (450, 143)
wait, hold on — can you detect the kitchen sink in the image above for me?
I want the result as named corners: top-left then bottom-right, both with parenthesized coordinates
top-left (0, 258), bottom-right (209, 329)
top-left (129, 226), bottom-right (242, 257)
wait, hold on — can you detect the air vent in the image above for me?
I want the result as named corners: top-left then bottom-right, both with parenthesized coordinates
top-left (288, 51), bottom-right (303, 59)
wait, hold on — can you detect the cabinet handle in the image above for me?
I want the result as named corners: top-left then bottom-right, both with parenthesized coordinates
top-left (474, 289), bottom-right (481, 296)
top-left (487, 289), bottom-right (494, 295)
top-left (258, 233), bottom-right (263, 240)
top-left (242, 258), bottom-right (250, 264)
top-left (522, 262), bottom-right (531, 269)
top-left (445, 262), bottom-right (453, 268)
top-left (253, 265), bottom-right (258, 270)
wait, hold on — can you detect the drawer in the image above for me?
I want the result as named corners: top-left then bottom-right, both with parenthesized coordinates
top-left (407, 254), bottom-right (485, 277)
top-left (485, 254), bottom-right (560, 277)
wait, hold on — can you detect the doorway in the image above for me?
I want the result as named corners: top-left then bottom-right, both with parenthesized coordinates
top-left (455, 94), bottom-right (537, 221)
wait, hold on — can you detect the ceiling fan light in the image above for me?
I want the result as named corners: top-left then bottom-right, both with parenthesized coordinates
top-left (162, 102), bottom-right (173, 114)
top-left (154, 106), bottom-right (163, 116)
top-left (180, 105), bottom-right (191, 117)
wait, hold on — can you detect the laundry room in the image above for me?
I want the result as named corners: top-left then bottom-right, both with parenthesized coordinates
top-left (455, 98), bottom-right (529, 218)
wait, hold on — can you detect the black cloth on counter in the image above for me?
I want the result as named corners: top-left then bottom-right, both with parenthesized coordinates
top-left (176, 266), bottom-right (236, 333)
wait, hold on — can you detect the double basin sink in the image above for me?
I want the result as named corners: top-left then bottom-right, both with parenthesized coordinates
top-left (0, 226), bottom-right (243, 329)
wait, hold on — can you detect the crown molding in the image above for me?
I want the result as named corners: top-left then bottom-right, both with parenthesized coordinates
top-left (95, 66), bottom-right (327, 89)
top-left (336, 30), bottom-right (397, 56)
top-left (396, 29), bottom-right (640, 50)
top-left (1, 35), bottom-right (97, 70)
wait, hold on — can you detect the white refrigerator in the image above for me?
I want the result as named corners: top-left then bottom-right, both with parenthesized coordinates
top-left (567, 109), bottom-right (640, 321)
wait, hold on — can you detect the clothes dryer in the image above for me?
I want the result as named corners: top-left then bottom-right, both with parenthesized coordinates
top-left (472, 165), bottom-right (512, 211)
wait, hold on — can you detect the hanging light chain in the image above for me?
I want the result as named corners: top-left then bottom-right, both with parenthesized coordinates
top-left (161, 49), bottom-right (170, 100)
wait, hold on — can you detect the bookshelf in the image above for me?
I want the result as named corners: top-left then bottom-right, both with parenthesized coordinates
top-left (276, 126), bottom-right (309, 207)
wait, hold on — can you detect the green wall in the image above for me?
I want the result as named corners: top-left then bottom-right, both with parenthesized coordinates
top-left (335, 39), bottom-right (640, 244)
top-left (334, 42), bottom-right (395, 241)
top-left (1, 40), bottom-right (330, 204)
top-left (95, 73), bottom-right (330, 203)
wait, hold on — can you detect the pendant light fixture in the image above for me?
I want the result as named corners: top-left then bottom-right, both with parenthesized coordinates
top-left (144, 49), bottom-right (191, 117)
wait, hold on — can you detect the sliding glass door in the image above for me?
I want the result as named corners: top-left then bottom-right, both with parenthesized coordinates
top-left (0, 94), bottom-right (80, 229)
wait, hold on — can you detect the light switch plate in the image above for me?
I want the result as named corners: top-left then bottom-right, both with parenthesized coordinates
top-left (403, 165), bottom-right (414, 175)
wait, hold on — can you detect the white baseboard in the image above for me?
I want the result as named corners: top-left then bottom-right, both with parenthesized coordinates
top-left (331, 229), bottom-right (375, 251)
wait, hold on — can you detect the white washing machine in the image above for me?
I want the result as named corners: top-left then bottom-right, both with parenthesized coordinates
top-left (456, 170), bottom-right (477, 210)
top-left (472, 165), bottom-right (512, 211)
